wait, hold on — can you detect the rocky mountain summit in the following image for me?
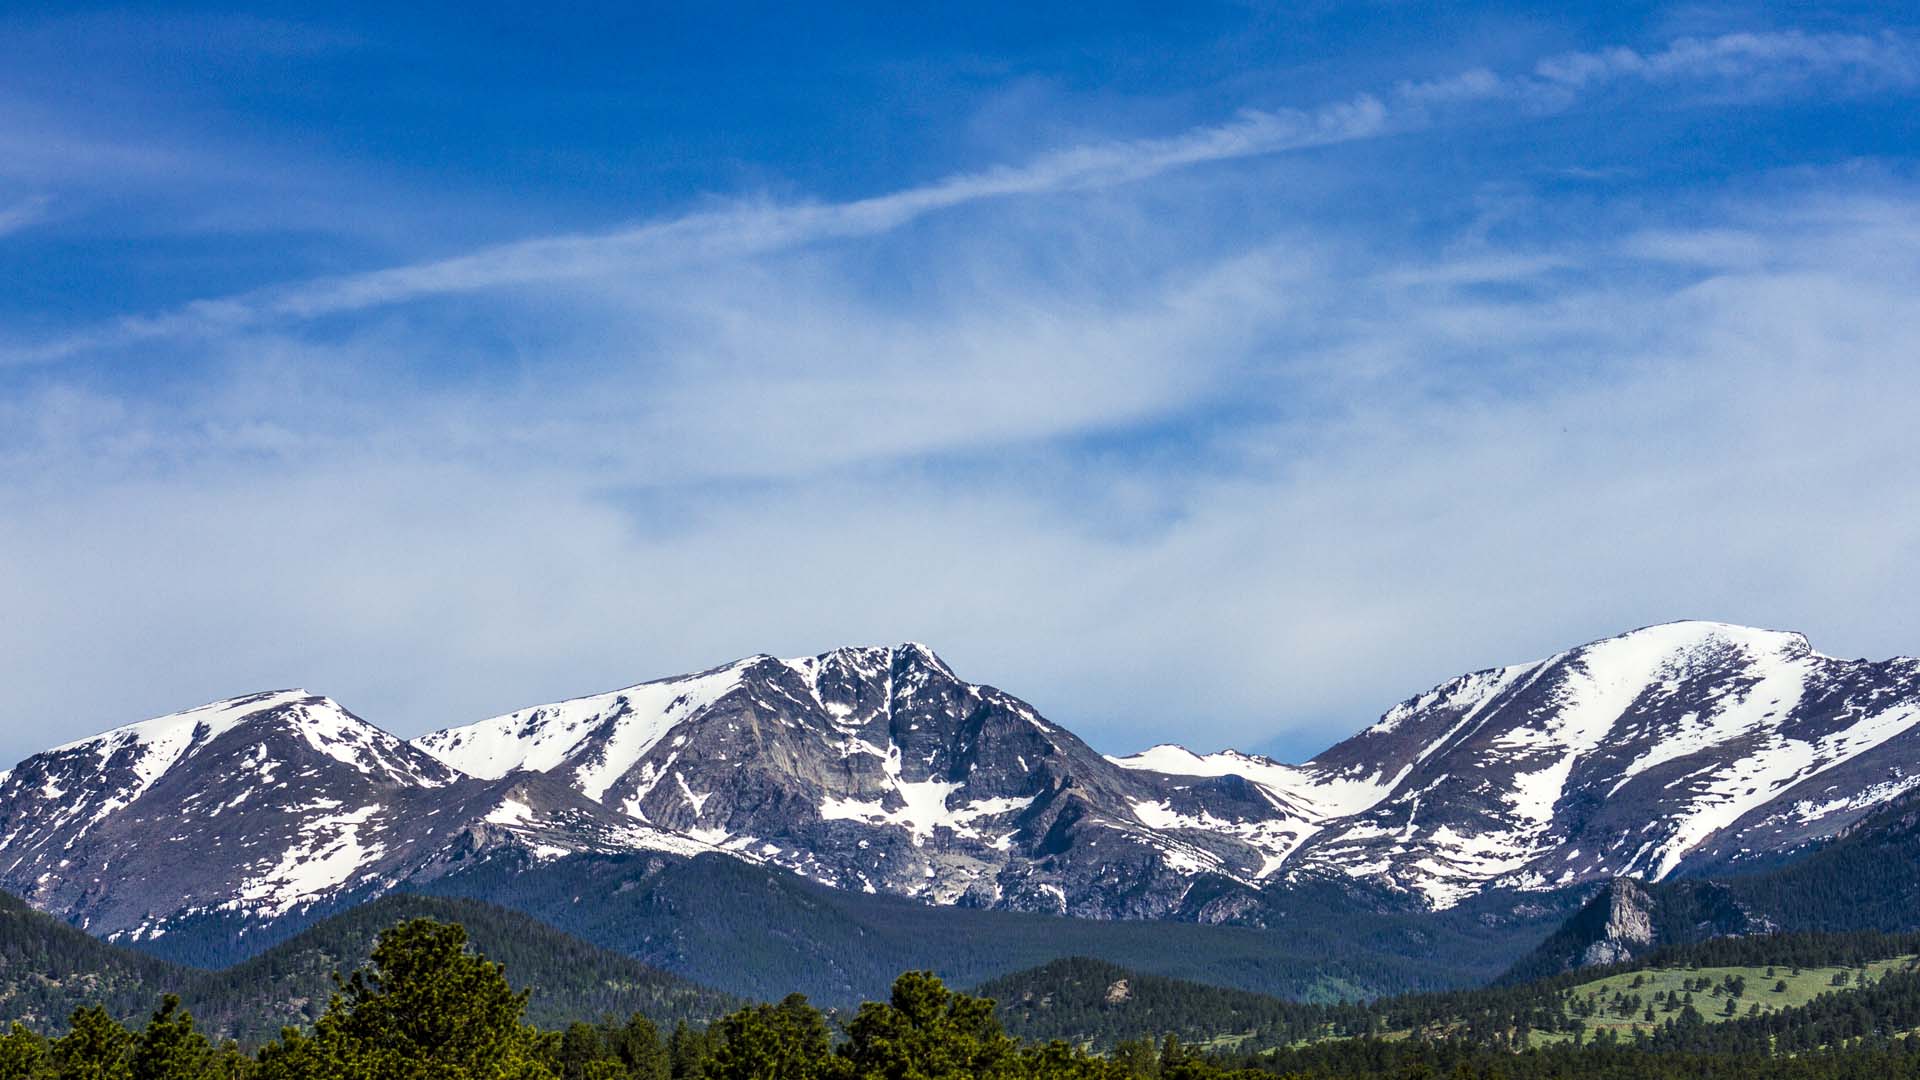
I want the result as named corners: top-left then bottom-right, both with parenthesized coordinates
top-left (0, 691), bottom-right (701, 938)
top-left (1257, 621), bottom-right (1920, 905)
top-left (5, 622), bottom-right (1918, 944)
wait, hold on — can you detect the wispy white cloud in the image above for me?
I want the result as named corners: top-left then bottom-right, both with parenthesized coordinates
top-left (0, 193), bottom-right (50, 236)
top-left (1394, 30), bottom-right (1920, 114)
top-left (8, 30), bottom-right (1913, 367)
top-left (0, 93), bottom-right (1390, 366)
top-left (4, 176), bottom-right (1917, 760)
top-left (3, 28), bottom-right (1919, 764)
top-left (1534, 30), bottom-right (1920, 91)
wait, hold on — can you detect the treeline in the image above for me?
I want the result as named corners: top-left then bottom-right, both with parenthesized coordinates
top-left (1503, 789), bottom-right (1920, 987)
top-left (1242, 1038), bottom-right (1920, 1079)
top-left (16, 916), bottom-right (1920, 1079)
top-left (182, 895), bottom-right (739, 1042)
top-left (1320, 929), bottom-right (1920, 1049)
top-left (0, 918), bottom-right (1163, 1080)
top-left (1638, 966), bottom-right (1920, 1055)
top-left (412, 851), bottom-right (1574, 1006)
top-left (1727, 794), bottom-right (1920, 935)
top-left (0, 892), bottom-right (176, 1026)
top-left (985, 932), bottom-right (1920, 1052)
top-left (0, 892), bottom-right (735, 1041)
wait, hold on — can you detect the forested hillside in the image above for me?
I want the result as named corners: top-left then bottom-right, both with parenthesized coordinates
top-left (410, 850), bottom-right (1580, 1006)
top-left (1507, 790), bottom-right (1920, 982)
top-left (0, 891), bottom-right (733, 1040)
top-left (1730, 790), bottom-right (1920, 932)
top-left (0, 892), bottom-right (184, 1029)
top-left (983, 957), bottom-right (1314, 1050)
top-left (17, 914), bottom-right (1920, 1080)
top-left (176, 895), bottom-right (739, 1041)
top-left (982, 931), bottom-right (1920, 1054)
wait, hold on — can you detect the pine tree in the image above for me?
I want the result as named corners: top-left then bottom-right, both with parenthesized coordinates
top-left (129, 996), bottom-right (212, 1080)
top-left (1157, 1035), bottom-right (1185, 1073)
top-left (839, 972), bottom-right (1021, 1080)
top-left (207, 1041), bottom-right (250, 1080)
top-left (254, 916), bottom-right (554, 1080)
top-left (613, 1014), bottom-right (670, 1080)
top-left (250, 1026), bottom-right (327, 1080)
top-left (667, 1022), bottom-right (711, 1080)
top-left (557, 1023), bottom-right (606, 1080)
top-left (707, 995), bottom-right (833, 1080)
top-left (1110, 1037), bottom-right (1159, 1079)
top-left (0, 1023), bottom-right (48, 1080)
top-left (52, 1006), bottom-right (131, 1080)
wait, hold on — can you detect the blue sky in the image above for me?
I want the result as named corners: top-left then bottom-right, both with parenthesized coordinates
top-left (3, 3), bottom-right (1919, 763)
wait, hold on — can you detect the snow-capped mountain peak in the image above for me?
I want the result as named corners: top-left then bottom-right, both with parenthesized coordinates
top-left (19, 689), bottom-right (458, 851)
top-left (49, 687), bottom-right (308, 755)
top-left (409, 644), bottom-right (970, 807)
top-left (1283, 620), bottom-right (1920, 907)
top-left (4, 622), bottom-right (1919, 942)
top-left (412, 658), bottom-right (757, 791)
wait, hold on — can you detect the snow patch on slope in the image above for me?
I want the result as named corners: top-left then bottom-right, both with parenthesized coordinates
top-left (1109, 745), bottom-right (1407, 821)
top-left (412, 660), bottom-right (752, 795)
top-left (819, 743), bottom-right (1034, 845)
top-left (1642, 700), bottom-right (1920, 878)
top-left (44, 691), bottom-right (312, 828)
top-left (231, 803), bottom-right (384, 917)
top-left (1284, 622), bottom-right (1870, 908)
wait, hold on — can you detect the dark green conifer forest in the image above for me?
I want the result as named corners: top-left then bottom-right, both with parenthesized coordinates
top-left (13, 913), bottom-right (1920, 1080)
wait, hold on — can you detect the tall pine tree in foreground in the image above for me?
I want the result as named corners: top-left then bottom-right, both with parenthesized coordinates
top-left (0, 1024), bottom-right (48, 1080)
top-left (51, 1006), bottom-right (131, 1080)
top-left (129, 996), bottom-right (213, 1080)
top-left (254, 918), bottom-right (553, 1080)
top-left (840, 971), bottom-right (1024, 1080)
top-left (706, 995), bottom-right (834, 1080)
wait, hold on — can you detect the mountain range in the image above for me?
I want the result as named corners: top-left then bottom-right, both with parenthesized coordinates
top-left (4, 619), bottom-right (1918, 976)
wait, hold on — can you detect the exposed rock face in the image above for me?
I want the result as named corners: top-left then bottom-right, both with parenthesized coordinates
top-left (419, 645), bottom-right (1292, 919)
top-left (1579, 880), bottom-right (1657, 966)
top-left (1261, 621), bottom-right (1920, 907)
top-left (4, 622), bottom-right (1919, 943)
top-left (0, 692), bottom-right (701, 938)
top-left (1500, 874), bottom-right (1768, 981)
